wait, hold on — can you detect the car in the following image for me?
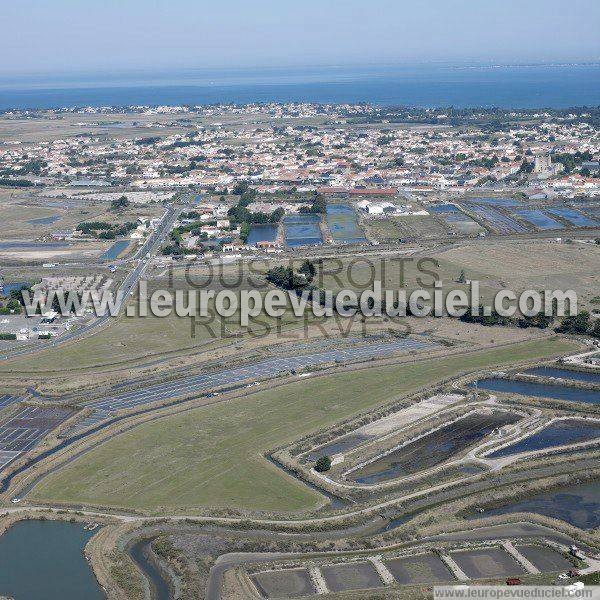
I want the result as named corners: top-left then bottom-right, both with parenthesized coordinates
top-left (11, 498), bottom-right (21, 503)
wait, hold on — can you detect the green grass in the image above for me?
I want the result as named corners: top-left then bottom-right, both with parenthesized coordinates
top-left (0, 295), bottom-right (305, 373)
top-left (30, 337), bottom-right (576, 513)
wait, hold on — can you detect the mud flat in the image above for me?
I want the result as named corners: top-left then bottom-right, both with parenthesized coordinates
top-left (449, 547), bottom-right (526, 579)
top-left (251, 568), bottom-right (315, 598)
top-left (514, 545), bottom-right (574, 572)
top-left (347, 410), bottom-right (519, 484)
top-left (305, 393), bottom-right (462, 461)
top-left (320, 562), bottom-right (384, 592)
top-left (384, 553), bottom-right (455, 584)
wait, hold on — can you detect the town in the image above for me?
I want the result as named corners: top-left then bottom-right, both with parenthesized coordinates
top-left (0, 101), bottom-right (599, 600)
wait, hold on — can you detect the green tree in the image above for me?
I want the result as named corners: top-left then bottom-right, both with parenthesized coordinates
top-left (314, 456), bottom-right (332, 472)
top-left (588, 320), bottom-right (600, 339)
top-left (298, 260), bottom-right (316, 282)
top-left (555, 311), bottom-right (591, 335)
top-left (110, 195), bottom-right (130, 210)
top-left (232, 181), bottom-right (250, 196)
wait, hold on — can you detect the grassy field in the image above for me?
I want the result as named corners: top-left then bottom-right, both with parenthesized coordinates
top-left (366, 214), bottom-right (450, 242)
top-left (314, 238), bottom-right (600, 309)
top-left (437, 239), bottom-right (600, 309)
top-left (29, 337), bottom-right (576, 514)
top-left (0, 268), bottom-right (310, 372)
top-left (0, 306), bottom-right (313, 375)
top-left (0, 184), bottom-right (164, 243)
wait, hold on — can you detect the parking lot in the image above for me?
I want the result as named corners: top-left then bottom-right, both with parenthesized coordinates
top-left (0, 406), bottom-right (72, 469)
top-left (75, 338), bottom-right (436, 431)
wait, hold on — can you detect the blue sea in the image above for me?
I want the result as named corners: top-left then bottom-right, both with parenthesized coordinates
top-left (1, 64), bottom-right (599, 110)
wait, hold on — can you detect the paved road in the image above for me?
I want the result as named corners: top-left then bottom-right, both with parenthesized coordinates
top-left (0, 202), bottom-right (184, 362)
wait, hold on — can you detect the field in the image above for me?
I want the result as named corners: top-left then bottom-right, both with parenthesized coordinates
top-left (0, 184), bottom-right (164, 262)
top-left (316, 254), bottom-right (495, 296)
top-left (5, 311), bottom-right (228, 373)
top-left (0, 271), bottom-right (309, 373)
top-left (436, 238), bottom-right (600, 309)
top-left (29, 337), bottom-right (576, 513)
top-left (0, 194), bottom-right (63, 240)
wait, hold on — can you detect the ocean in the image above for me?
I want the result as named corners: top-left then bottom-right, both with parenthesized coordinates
top-left (1, 64), bottom-right (599, 110)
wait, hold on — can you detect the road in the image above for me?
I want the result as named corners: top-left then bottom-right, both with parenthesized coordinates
top-left (0, 201), bottom-right (185, 362)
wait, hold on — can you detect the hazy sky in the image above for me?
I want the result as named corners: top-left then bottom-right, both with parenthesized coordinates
top-left (2, 0), bottom-right (600, 77)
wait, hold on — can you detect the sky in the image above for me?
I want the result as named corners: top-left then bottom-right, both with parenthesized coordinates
top-left (2, 0), bottom-right (600, 80)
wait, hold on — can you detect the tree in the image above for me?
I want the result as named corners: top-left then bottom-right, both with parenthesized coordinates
top-left (457, 270), bottom-right (467, 284)
top-left (270, 207), bottom-right (285, 223)
top-left (240, 222), bottom-right (251, 243)
top-left (517, 314), bottom-right (553, 329)
top-left (162, 244), bottom-right (183, 256)
top-left (518, 159), bottom-right (534, 174)
top-left (232, 181), bottom-right (250, 196)
top-left (265, 266), bottom-right (308, 291)
top-left (555, 311), bottom-right (591, 335)
top-left (110, 195), bottom-right (130, 210)
top-left (314, 456), bottom-right (332, 472)
top-left (298, 260), bottom-right (316, 282)
top-left (300, 193), bottom-right (326, 214)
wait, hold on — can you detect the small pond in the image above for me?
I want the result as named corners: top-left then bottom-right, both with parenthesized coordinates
top-left (283, 214), bottom-right (323, 247)
top-left (326, 204), bottom-right (366, 244)
top-left (478, 480), bottom-right (600, 530)
top-left (471, 378), bottom-right (600, 405)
